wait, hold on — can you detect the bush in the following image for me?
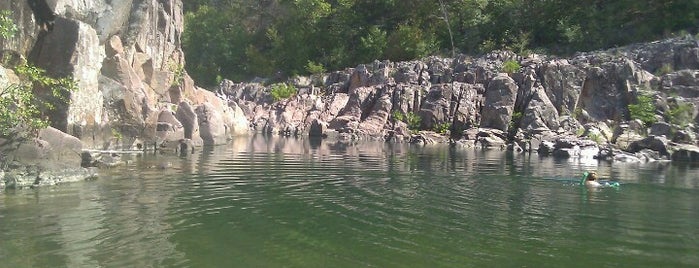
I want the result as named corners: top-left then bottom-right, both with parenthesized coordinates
top-left (433, 122), bottom-right (451, 134)
top-left (391, 110), bottom-right (404, 122)
top-left (655, 64), bottom-right (674, 76)
top-left (392, 111), bottom-right (422, 132)
top-left (305, 61), bottom-right (326, 74)
top-left (628, 93), bottom-right (657, 126)
top-left (270, 83), bottom-right (297, 102)
top-left (502, 60), bottom-right (521, 74)
top-left (405, 112), bottom-right (421, 131)
top-left (666, 102), bottom-right (694, 127)
top-left (1, 64), bottom-right (77, 137)
top-left (0, 10), bottom-right (17, 39)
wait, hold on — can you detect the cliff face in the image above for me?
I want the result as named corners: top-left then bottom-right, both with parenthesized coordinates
top-left (0, 0), bottom-right (248, 150)
top-left (221, 36), bottom-right (699, 162)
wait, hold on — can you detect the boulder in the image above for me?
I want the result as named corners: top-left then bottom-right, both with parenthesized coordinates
top-left (358, 94), bottom-right (392, 136)
top-left (31, 17), bottom-right (105, 135)
top-left (155, 109), bottom-right (185, 143)
top-left (309, 119), bottom-right (328, 138)
top-left (671, 145), bottom-right (699, 162)
top-left (481, 73), bottom-right (518, 131)
top-left (195, 102), bottom-right (228, 145)
top-left (627, 136), bottom-right (671, 157)
top-left (539, 59), bottom-right (585, 114)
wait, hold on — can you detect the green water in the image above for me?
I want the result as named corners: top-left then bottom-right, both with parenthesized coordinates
top-left (1, 135), bottom-right (698, 267)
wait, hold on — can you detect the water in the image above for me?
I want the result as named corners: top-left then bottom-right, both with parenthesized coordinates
top-left (1, 135), bottom-right (698, 267)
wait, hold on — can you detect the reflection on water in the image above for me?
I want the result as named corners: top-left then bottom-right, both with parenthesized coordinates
top-left (1, 134), bottom-right (698, 267)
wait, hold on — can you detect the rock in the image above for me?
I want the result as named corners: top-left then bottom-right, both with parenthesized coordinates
top-left (539, 59), bottom-right (586, 114)
top-left (156, 109), bottom-right (185, 143)
top-left (195, 102), bottom-right (228, 145)
top-left (481, 73), bottom-right (518, 131)
top-left (661, 70), bottom-right (699, 98)
top-left (627, 135), bottom-right (671, 157)
top-left (635, 149), bottom-right (666, 162)
top-left (671, 145), bottom-right (699, 162)
top-left (576, 58), bottom-right (653, 122)
top-left (31, 17), bottom-right (105, 135)
top-left (37, 127), bottom-right (84, 168)
top-left (649, 122), bottom-right (673, 137)
top-left (519, 86), bottom-right (560, 131)
top-left (410, 131), bottom-right (448, 144)
top-left (358, 93), bottom-right (392, 136)
top-left (309, 119), bottom-right (328, 137)
top-left (175, 102), bottom-right (203, 145)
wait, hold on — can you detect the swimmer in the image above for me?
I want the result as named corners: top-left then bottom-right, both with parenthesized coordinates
top-left (582, 171), bottom-right (601, 188)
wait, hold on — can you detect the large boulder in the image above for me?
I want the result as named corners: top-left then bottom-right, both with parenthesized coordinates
top-left (576, 58), bottom-right (653, 122)
top-left (520, 86), bottom-right (560, 131)
top-left (627, 135), bottom-right (671, 157)
top-left (671, 145), bottom-right (699, 162)
top-left (195, 102), bottom-right (228, 145)
top-left (175, 101), bottom-right (203, 145)
top-left (155, 109), bottom-right (184, 143)
top-left (539, 59), bottom-right (585, 115)
top-left (31, 17), bottom-right (105, 136)
top-left (481, 73), bottom-right (518, 131)
top-left (358, 93), bottom-right (392, 136)
top-left (1, 127), bottom-right (95, 189)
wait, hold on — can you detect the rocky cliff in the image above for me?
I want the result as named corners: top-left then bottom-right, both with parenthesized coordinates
top-left (220, 36), bottom-right (699, 163)
top-left (0, 0), bottom-right (248, 189)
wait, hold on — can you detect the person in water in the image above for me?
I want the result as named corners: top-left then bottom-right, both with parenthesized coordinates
top-left (584, 171), bottom-right (601, 187)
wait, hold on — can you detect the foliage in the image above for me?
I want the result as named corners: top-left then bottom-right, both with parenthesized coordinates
top-left (502, 60), bottom-right (521, 74)
top-left (182, 0), bottom-right (699, 84)
top-left (434, 122), bottom-right (451, 134)
top-left (111, 128), bottom-right (123, 140)
top-left (666, 102), bottom-right (694, 127)
top-left (587, 132), bottom-right (603, 144)
top-left (0, 64), bottom-right (78, 137)
top-left (655, 64), bottom-right (674, 76)
top-left (305, 61), bottom-right (326, 75)
top-left (391, 110), bottom-right (404, 122)
top-left (392, 111), bottom-right (422, 132)
top-left (405, 112), bottom-right (422, 132)
top-left (628, 93), bottom-right (657, 126)
top-left (270, 83), bottom-right (297, 102)
top-left (170, 63), bottom-right (186, 86)
top-left (509, 111), bottom-right (523, 130)
top-left (0, 10), bottom-right (17, 39)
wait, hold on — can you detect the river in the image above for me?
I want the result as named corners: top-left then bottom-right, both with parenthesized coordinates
top-left (1, 135), bottom-right (698, 267)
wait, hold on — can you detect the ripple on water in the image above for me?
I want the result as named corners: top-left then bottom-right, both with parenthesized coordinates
top-left (2, 137), bottom-right (699, 267)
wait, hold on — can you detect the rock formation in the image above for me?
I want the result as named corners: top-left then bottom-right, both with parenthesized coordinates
top-left (220, 36), bottom-right (699, 164)
top-left (0, 0), bottom-right (248, 189)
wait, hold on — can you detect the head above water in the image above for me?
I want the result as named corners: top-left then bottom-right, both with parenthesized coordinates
top-left (586, 171), bottom-right (598, 181)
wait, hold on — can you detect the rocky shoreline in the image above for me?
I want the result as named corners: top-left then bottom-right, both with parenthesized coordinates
top-left (219, 36), bottom-right (699, 164)
top-left (1, 0), bottom-right (699, 190)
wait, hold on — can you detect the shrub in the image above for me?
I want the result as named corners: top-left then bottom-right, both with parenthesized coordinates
top-left (502, 60), bottom-right (521, 74)
top-left (393, 111), bottom-right (421, 132)
top-left (0, 10), bottom-right (17, 39)
top-left (170, 63), bottom-right (186, 86)
top-left (628, 93), bottom-right (657, 126)
top-left (305, 61), bottom-right (326, 74)
top-left (434, 122), bottom-right (451, 134)
top-left (270, 83), bottom-right (297, 102)
top-left (1, 64), bottom-right (77, 137)
top-left (666, 102), bottom-right (694, 127)
top-left (655, 63), bottom-right (674, 76)
top-left (391, 110), bottom-right (404, 122)
top-left (405, 112), bottom-right (421, 131)
top-left (508, 111), bottom-right (523, 130)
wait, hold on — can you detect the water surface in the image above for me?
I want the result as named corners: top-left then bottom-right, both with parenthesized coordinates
top-left (1, 135), bottom-right (698, 267)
